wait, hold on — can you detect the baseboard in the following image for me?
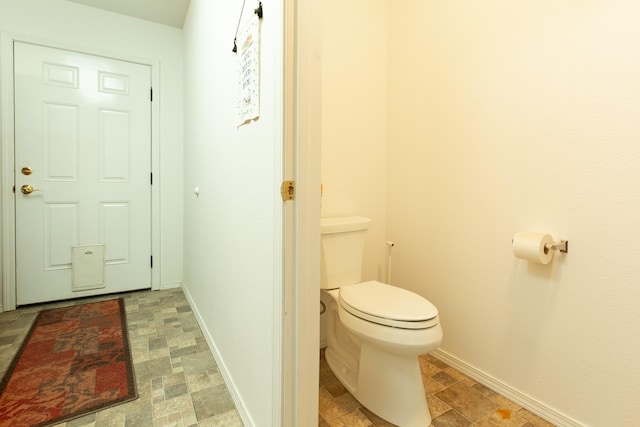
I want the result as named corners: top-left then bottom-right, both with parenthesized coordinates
top-left (160, 281), bottom-right (182, 290)
top-left (181, 284), bottom-right (254, 427)
top-left (431, 349), bottom-right (584, 427)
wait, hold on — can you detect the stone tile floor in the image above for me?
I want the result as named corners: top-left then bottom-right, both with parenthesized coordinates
top-left (0, 288), bottom-right (243, 427)
top-left (1, 287), bottom-right (559, 427)
top-left (319, 349), bottom-right (557, 427)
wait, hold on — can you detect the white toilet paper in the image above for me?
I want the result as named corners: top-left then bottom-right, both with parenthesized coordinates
top-left (512, 231), bottom-right (554, 264)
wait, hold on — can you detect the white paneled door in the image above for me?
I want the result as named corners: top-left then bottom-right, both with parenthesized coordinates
top-left (14, 42), bottom-right (152, 305)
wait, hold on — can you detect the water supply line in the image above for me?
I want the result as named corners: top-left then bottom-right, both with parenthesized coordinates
top-left (386, 241), bottom-right (395, 284)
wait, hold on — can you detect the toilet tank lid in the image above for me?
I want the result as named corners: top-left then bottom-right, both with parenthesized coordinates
top-left (321, 216), bottom-right (371, 234)
top-left (340, 280), bottom-right (438, 322)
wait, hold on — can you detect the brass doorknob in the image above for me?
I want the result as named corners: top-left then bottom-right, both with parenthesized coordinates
top-left (20, 184), bottom-right (41, 194)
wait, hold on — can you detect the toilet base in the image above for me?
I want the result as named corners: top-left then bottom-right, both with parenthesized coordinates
top-left (356, 342), bottom-right (431, 427)
top-left (325, 346), bottom-right (358, 395)
top-left (324, 291), bottom-right (436, 426)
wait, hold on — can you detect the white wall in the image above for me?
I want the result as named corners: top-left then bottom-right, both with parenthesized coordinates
top-left (182, 0), bottom-right (284, 424)
top-left (0, 0), bottom-right (184, 303)
top-left (322, 1), bottom-right (640, 426)
top-left (387, 2), bottom-right (640, 426)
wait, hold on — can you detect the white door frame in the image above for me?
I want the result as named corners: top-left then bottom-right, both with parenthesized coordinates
top-left (1, 33), bottom-right (162, 311)
top-left (281, 0), bottom-right (322, 425)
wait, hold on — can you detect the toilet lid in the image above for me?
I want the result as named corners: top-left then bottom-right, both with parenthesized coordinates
top-left (339, 281), bottom-right (438, 329)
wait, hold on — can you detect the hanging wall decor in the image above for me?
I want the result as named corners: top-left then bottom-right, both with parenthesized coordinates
top-left (237, 10), bottom-right (261, 126)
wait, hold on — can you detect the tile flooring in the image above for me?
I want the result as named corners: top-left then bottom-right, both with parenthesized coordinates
top-left (319, 349), bottom-right (556, 427)
top-left (0, 288), bottom-right (243, 427)
top-left (1, 288), bottom-right (557, 427)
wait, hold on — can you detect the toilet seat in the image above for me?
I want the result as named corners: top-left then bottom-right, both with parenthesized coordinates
top-left (339, 281), bottom-right (439, 330)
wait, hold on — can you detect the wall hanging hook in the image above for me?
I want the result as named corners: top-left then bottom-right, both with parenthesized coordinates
top-left (254, 2), bottom-right (263, 19)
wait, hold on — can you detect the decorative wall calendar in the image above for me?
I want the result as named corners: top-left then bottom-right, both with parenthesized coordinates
top-left (237, 14), bottom-right (260, 126)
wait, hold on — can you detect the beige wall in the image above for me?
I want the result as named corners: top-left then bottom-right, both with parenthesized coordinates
top-left (322, 1), bottom-right (640, 425)
top-left (321, 0), bottom-right (389, 281)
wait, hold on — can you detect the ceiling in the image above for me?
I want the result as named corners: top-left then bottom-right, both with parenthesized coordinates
top-left (68, 0), bottom-right (191, 28)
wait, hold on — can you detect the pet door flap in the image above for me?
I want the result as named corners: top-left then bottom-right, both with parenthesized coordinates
top-left (72, 245), bottom-right (106, 291)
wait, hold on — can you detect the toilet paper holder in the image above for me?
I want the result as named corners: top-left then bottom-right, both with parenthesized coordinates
top-left (544, 240), bottom-right (568, 254)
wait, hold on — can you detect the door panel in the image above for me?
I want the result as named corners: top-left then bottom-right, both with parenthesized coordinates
top-left (14, 42), bottom-right (152, 305)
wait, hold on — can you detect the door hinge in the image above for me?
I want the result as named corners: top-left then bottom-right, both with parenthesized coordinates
top-left (150, 87), bottom-right (153, 102)
top-left (150, 172), bottom-right (153, 185)
top-left (281, 180), bottom-right (295, 201)
top-left (150, 255), bottom-right (153, 268)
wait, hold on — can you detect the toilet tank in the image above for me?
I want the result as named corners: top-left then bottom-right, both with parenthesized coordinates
top-left (320, 216), bottom-right (372, 289)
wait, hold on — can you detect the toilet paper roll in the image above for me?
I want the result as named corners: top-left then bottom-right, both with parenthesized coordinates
top-left (512, 231), bottom-right (554, 264)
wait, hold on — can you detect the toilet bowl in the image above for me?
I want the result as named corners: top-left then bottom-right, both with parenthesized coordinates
top-left (321, 217), bottom-right (443, 427)
top-left (338, 280), bottom-right (440, 352)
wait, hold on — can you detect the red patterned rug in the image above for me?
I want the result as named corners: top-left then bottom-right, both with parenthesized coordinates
top-left (0, 298), bottom-right (137, 427)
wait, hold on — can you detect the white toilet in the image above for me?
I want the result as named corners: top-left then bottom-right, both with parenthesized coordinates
top-left (321, 216), bottom-right (443, 427)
